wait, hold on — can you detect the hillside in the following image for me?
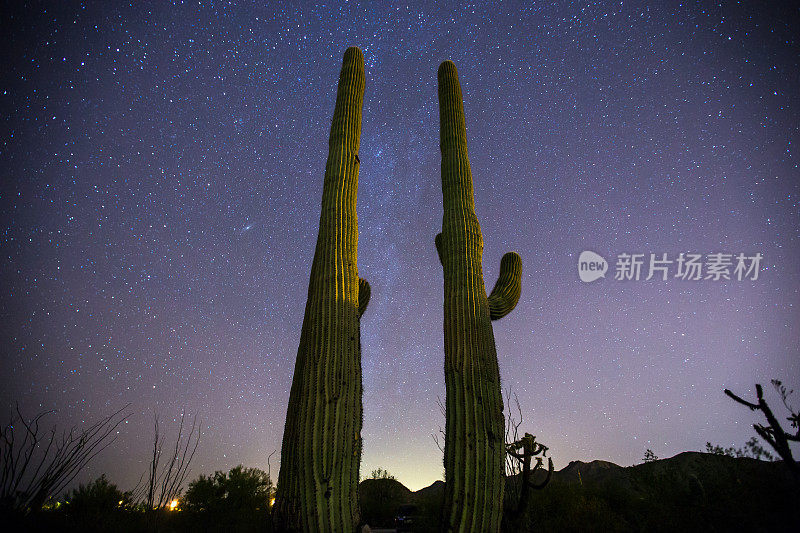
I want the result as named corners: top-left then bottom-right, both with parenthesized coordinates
top-left (358, 453), bottom-right (800, 531)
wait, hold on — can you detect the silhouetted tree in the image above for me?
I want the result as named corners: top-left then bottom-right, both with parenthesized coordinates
top-left (183, 471), bottom-right (226, 513)
top-left (367, 468), bottom-right (396, 481)
top-left (643, 449), bottom-right (658, 462)
top-left (184, 465), bottom-right (273, 514)
top-left (63, 474), bottom-right (130, 518)
top-left (725, 380), bottom-right (799, 477)
top-left (223, 465), bottom-right (273, 511)
top-left (0, 404), bottom-right (128, 515)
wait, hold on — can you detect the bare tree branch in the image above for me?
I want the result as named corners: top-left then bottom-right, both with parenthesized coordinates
top-left (725, 382), bottom-right (799, 478)
top-left (1, 404), bottom-right (129, 514)
top-left (724, 389), bottom-right (759, 410)
top-left (139, 410), bottom-right (200, 512)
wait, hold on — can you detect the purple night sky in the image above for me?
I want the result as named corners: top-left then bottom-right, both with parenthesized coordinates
top-left (2, 1), bottom-right (798, 492)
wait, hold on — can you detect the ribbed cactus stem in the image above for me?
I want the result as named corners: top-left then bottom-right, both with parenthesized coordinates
top-left (437, 60), bottom-right (521, 533)
top-left (274, 47), bottom-right (367, 533)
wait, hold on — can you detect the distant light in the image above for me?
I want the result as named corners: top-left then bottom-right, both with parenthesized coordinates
top-left (270, 497), bottom-right (276, 507)
top-left (169, 499), bottom-right (179, 511)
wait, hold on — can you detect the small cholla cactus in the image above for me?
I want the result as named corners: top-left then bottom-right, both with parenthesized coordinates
top-left (435, 60), bottom-right (523, 533)
top-left (273, 47), bottom-right (370, 532)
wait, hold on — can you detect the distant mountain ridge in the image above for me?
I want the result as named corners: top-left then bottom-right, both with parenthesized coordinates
top-left (359, 452), bottom-right (800, 531)
top-left (554, 459), bottom-right (622, 480)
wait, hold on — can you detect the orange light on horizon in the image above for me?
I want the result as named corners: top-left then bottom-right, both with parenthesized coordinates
top-left (169, 499), bottom-right (179, 511)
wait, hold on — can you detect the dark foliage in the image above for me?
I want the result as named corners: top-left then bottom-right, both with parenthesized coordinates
top-left (64, 474), bottom-right (130, 514)
top-left (642, 449), bottom-right (658, 463)
top-left (52, 475), bottom-right (132, 532)
top-left (507, 453), bottom-right (799, 532)
top-left (184, 464), bottom-right (273, 513)
top-left (8, 466), bottom-right (274, 533)
top-left (365, 453), bottom-right (800, 532)
top-left (706, 436), bottom-right (775, 461)
top-left (183, 471), bottom-right (226, 513)
top-left (5, 452), bottom-right (798, 531)
top-left (367, 467), bottom-right (396, 481)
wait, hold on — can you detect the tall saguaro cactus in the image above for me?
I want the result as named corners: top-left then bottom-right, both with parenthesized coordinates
top-left (435, 60), bottom-right (523, 533)
top-left (273, 47), bottom-right (369, 533)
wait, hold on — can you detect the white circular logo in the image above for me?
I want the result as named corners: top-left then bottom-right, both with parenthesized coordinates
top-left (578, 251), bottom-right (608, 282)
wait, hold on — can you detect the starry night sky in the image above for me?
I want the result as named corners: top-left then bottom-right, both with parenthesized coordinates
top-left (2, 1), bottom-right (798, 492)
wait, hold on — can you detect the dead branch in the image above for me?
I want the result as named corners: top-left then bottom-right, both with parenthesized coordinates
top-left (0, 404), bottom-right (129, 514)
top-left (725, 382), bottom-right (799, 477)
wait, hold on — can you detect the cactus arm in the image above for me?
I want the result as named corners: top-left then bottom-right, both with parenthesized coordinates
top-left (507, 449), bottom-right (525, 460)
top-left (527, 458), bottom-right (554, 489)
top-left (487, 251), bottom-right (522, 321)
top-left (358, 278), bottom-right (370, 318)
top-left (435, 233), bottom-right (444, 265)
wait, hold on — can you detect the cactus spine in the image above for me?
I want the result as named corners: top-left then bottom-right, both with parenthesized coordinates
top-left (435, 60), bottom-right (522, 533)
top-left (273, 47), bottom-right (368, 533)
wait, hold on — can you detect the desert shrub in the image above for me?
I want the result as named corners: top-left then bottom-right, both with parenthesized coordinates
top-left (184, 465), bottom-right (272, 513)
top-left (63, 475), bottom-right (129, 515)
